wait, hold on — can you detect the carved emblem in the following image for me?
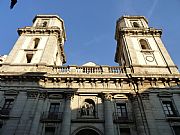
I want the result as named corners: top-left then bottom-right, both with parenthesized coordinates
top-left (104, 93), bottom-right (112, 101)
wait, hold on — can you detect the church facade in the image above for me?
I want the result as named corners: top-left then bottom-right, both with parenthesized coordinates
top-left (0, 15), bottom-right (179, 135)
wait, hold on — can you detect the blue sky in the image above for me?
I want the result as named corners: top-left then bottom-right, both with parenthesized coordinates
top-left (0, 0), bottom-right (180, 68)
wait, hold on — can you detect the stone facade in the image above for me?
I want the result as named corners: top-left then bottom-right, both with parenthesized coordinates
top-left (0, 15), bottom-right (179, 135)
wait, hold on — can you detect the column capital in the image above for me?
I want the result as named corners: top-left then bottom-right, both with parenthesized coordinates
top-left (64, 93), bottom-right (74, 100)
top-left (103, 93), bottom-right (113, 101)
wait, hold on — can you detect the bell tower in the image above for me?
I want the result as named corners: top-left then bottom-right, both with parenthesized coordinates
top-left (115, 16), bottom-right (179, 74)
top-left (1, 15), bottom-right (66, 72)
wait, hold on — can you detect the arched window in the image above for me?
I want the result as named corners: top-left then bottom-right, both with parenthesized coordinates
top-left (139, 39), bottom-right (151, 50)
top-left (133, 22), bottom-right (140, 28)
top-left (80, 99), bottom-right (95, 117)
top-left (42, 21), bottom-right (47, 27)
top-left (33, 38), bottom-right (40, 49)
top-left (26, 54), bottom-right (33, 63)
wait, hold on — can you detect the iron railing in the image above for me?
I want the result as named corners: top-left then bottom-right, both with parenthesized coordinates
top-left (0, 109), bottom-right (10, 118)
top-left (40, 112), bottom-right (63, 122)
top-left (113, 112), bottom-right (133, 123)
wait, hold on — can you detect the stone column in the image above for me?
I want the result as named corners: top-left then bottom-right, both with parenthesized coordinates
top-left (60, 93), bottom-right (73, 135)
top-left (103, 93), bottom-right (115, 135)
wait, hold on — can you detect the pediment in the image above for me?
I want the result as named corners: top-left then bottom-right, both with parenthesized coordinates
top-left (49, 94), bottom-right (63, 99)
top-left (114, 94), bottom-right (128, 99)
top-left (4, 90), bottom-right (18, 96)
top-left (158, 91), bottom-right (172, 97)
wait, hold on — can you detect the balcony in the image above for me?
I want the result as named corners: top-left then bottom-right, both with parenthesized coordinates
top-left (165, 114), bottom-right (180, 122)
top-left (0, 109), bottom-right (10, 119)
top-left (113, 112), bottom-right (133, 123)
top-left (40, 112), bottom-right (63, 123)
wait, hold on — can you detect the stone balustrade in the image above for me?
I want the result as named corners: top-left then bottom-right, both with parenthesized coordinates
top-left (0, 64), bottom-right (132, 74)
top-left (52, 65), bottom-right (127, 74)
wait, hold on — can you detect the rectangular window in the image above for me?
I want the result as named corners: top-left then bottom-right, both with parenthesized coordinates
top-left (45, 127), bottom-right (55, 135)
top-left (120, 128), bottom-right (131, 135)
top-left (1, 99), bottom-right (14, 115)
top-left (162, 101), bottom-right (177, 117)
top-left (116, 103), bottom-right (128, 117)
top-left (48, 103), bottom-right (60, 120)
top-left (173, 126), bottom-right (180, 135)
top-left (26, 54), bottom-right (33, 63)
top-left (49, 103), bottom-right (60, 113)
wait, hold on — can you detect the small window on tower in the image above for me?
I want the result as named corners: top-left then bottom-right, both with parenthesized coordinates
top-left (33, 38), bottom-right (40, 49)
top-left (133, 22), bottom-right (140, 28)
top-left (26, 54), bottom-right (33, 63)
top-left (43, 21), bottom-right (47, 27)
top-left (139, 39), bottom-right (151, 50)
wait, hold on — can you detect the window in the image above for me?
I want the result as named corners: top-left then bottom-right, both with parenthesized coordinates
top-left (43, 21), bottom-right (47, 27)
top-left (133, 22), bottom-right (140, 28)
top-left (49, 103), bottom-right (60, 113)
top-left (116, 103), bottom-right (128, 117)
top-left (33, 38), bottom-right (40, 49)
top-left (45, 127), bottom-right (55, 135)
top-left (48, 103), bottom-right (60, 120)
top-left (0, 99), bottom-right (14, 115)
top-left (139, 39), bottom-right (151, 50)
top-left (173, 126), bottom-right (180, 135)
top-left (26, 54), bottom-right (33, 63)
top-left (162, 101), bottom-right (177, 117)
top-left (120, 128), bottom-right (131, 135)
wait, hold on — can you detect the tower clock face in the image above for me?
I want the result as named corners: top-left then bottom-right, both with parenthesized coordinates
top-left (146, 56), bottom-right (154, 62)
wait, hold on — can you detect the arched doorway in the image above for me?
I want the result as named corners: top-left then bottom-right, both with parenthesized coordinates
top-left (75, 128), bottom-right (100, 135)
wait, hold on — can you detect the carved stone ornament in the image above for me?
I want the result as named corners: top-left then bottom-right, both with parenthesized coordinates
top-left (27, 91), bottom-right (38, 98)
top-left (114, 94), bottom-right (128, 99)
top-left (141, 93), bottom-right (149, 100)
top-left (65, 93), bottom-right (74, 100)
top-left (4, 90), bottom-right (18, 96)
top-left (104, 93), bottom-right (112, 101)
top-left (49, 94), bottom-right (63, 99)
top-left (146, 56), bottom-right (154, 62)
top-left (39, 92), bottom-right (47, 99)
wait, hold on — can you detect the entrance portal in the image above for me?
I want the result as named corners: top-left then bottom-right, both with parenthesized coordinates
top-left (75, 128), bottom-right (100, 135)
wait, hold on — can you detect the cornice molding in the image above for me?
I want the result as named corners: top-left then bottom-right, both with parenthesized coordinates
top-left (115, 28), bottom-right (162, 40)
top-left (18, 27), bottom-right (62, 36)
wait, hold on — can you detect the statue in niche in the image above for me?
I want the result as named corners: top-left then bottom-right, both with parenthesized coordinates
top-left (81, 102), bottom-right (94, 116)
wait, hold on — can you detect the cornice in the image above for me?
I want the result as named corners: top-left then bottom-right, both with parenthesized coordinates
top-left (115, 28), bottom-right (162, 40)
top-left (0, 72), bottom-right (179, 90)
top-left (18, 27), bottom-right (62, 36)
top-left (118, 16), bottom-right (148, 24)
